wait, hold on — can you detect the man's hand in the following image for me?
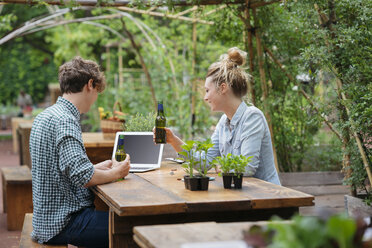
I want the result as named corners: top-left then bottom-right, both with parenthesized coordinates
top-left (85, 155), bottom-right (131, 187)
top-left (112, 154), bottom-right (131, 179)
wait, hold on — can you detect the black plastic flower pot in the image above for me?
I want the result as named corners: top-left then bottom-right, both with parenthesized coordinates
top-left (184, 176), bottom-right (199, 191)
top-left (199, 176), bottom-right (210, 191)
top-left (183, 175), bottom-right (190, 190)
top-left (222, 173), bottom-right (234, 189)
top-left (233, 174), bottom-right (244, 189)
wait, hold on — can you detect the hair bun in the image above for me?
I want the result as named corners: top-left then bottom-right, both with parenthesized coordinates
top-left (227, 47), bottom-right (246, 66)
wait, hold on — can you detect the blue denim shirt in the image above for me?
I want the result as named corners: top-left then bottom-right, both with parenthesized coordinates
top-left (206, 102), bottom-right (281, 185)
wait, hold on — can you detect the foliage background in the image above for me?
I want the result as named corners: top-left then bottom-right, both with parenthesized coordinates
top-left (0, 1), bottom-right (370, 186)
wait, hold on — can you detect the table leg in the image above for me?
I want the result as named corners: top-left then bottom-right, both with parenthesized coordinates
top-left (109, 210), bottom-right (114, 248)
top-left (109, 210), bottom-right (140, 248)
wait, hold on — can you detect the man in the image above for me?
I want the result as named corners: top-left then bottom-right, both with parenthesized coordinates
top-left (30, 57), bottom-right (130, 247)
top-left (17, 89), bottom-right (32, 117)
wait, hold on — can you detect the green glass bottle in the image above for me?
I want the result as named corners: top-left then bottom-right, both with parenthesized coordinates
top-left (115, 135), bottom-right (127, 161)
top-left (155, 100), bottom-right (166, 144)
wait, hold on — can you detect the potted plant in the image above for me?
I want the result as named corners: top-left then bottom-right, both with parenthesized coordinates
top-left (231, 155), bottom-right (253, 189)
top-left (213, 154), bottom-right (252, 189)
top-left (195, 140), bottom-right (214, 190)
top-left (212, 153), bottom-right (235, 189)
top-left (179, 140), bottom-right (214, 191)
top-left (180, 140), bottom-right (199, 190)
top-left (98, 102), bottom-right (126, 138)
top-left (124, 112), bottom-right (156, 132)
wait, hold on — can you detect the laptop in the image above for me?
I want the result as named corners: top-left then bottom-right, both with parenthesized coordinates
top-left (112, 132), bottom-right (164, 172)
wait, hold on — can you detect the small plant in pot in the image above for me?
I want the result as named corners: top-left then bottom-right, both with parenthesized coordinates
top-left (195, 140), bottom-right (214, 190)
top-left (231, 155), bottom-right (252, 189)
top-left (179, 140), bottom-right (214, 191)
top-left (212, 154), bottom-right (234, 189)
top-left (213, 154), bottom-right (252, 189)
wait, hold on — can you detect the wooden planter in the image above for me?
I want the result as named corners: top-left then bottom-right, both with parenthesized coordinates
top-left (344, 194), bottom-right (372, 218)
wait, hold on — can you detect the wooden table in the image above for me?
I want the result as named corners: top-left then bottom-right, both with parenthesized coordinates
top-left (92, 162), bottom-right (314, 248)
top-left (18, 122), bottom-right (33, 168)
top-left (48, 83), bottom-right (62, 104)
top-left (134, 221), bottom-right (283, 248)
top-left (14, 130), bottom-right (114, 168)
top-left (82, 132), bottom-right (115, 164)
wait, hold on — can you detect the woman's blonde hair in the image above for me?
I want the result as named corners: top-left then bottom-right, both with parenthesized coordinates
top-left (206, 47), bottom-right (251, 98)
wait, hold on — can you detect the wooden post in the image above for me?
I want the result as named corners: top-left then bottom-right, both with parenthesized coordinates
top-left (252, 8), bottom-right (279, 173)
top-left (244, 1), bottom-right (256, 105)
top-left (118, 44), bottom-right (123, 87)
top-left (191, 11), bottom-right (197, 137)
top-left (106, 46), bottom-right (111, 73)
top-left (334, 73), bottom-right (372, 188)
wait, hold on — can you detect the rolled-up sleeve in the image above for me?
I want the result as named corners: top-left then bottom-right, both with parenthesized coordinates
top-left (240, 113), bottom-right (265, 176)
top-left (56, 118), bottom-right (94, 187)
top-left (206, 120), bottom-right (222, 165)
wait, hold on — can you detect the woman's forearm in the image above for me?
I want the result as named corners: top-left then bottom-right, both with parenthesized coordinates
top-left (169, 135), bottom-right (185, 153)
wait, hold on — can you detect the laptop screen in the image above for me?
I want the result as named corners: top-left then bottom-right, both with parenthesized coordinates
top-left (112, 132), bottom-right (164, 166)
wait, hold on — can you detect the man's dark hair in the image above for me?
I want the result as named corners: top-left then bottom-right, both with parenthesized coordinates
top-left (58, 56), bottom-right (106, 94)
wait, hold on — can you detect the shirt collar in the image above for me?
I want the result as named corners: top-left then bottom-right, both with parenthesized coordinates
top-left (226, 101), bottom-right (247, 127)
top-left (56, 97), bottom-right (81, 121)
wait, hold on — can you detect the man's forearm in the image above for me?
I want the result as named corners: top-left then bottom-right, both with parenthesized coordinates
top-left (85, 168), bottom-right (116, 187)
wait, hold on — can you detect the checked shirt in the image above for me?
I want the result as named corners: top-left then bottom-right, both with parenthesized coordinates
top-left (29, 97), bottom-right (94, 243)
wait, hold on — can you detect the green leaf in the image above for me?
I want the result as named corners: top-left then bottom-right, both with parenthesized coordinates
top-left (326, 215), bottom-right (356, 248)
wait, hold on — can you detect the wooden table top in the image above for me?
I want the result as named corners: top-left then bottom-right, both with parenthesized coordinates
top-left (82, 132), bottom-right (115, 148)
top-left (1, 165), bottom-right (31, 183)
top-left (133, 221), bottom-right (280, 248)
top-left (93, 162), bottom-right (314, 217)
top-left (18, 122), bottom-right (33, 129)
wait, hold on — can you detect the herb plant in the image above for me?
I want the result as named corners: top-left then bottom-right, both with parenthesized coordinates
top-left (232, 155), bottom-right (253, 178)
top-left (213, 154), bottom-right (253, 178)
top-left (179, 140), bottom-right (198, 178)
top-left (195, 139), bottom-right (214, 177)
top-left (124, 112), bottom-right (156, 132)
top-left (212, 153), bottom-right (234, 176)
top-left (179, 139), bottom-right (214, 178)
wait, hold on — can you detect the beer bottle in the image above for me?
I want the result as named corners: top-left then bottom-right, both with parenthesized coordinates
top-left (115, 135), bottom-right (127, 161)
top-left (155, 100), bottom-right (166, 144)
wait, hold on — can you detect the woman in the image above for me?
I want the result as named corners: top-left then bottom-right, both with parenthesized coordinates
top-left (163, 47), bottom-right (280, 185)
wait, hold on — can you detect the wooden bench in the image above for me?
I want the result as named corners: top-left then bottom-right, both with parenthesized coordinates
top-left (133, 221), bottom-right (290, 248)
top-left (279, 171), bottom-right (349, 215)
top-left (20, 213), bottom-right (67, 248)
top-left (1, 166), bottom-right (33, 230)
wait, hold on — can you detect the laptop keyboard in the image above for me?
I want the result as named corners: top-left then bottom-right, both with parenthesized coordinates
top-left (130, 167), bottom-right (153, 170)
